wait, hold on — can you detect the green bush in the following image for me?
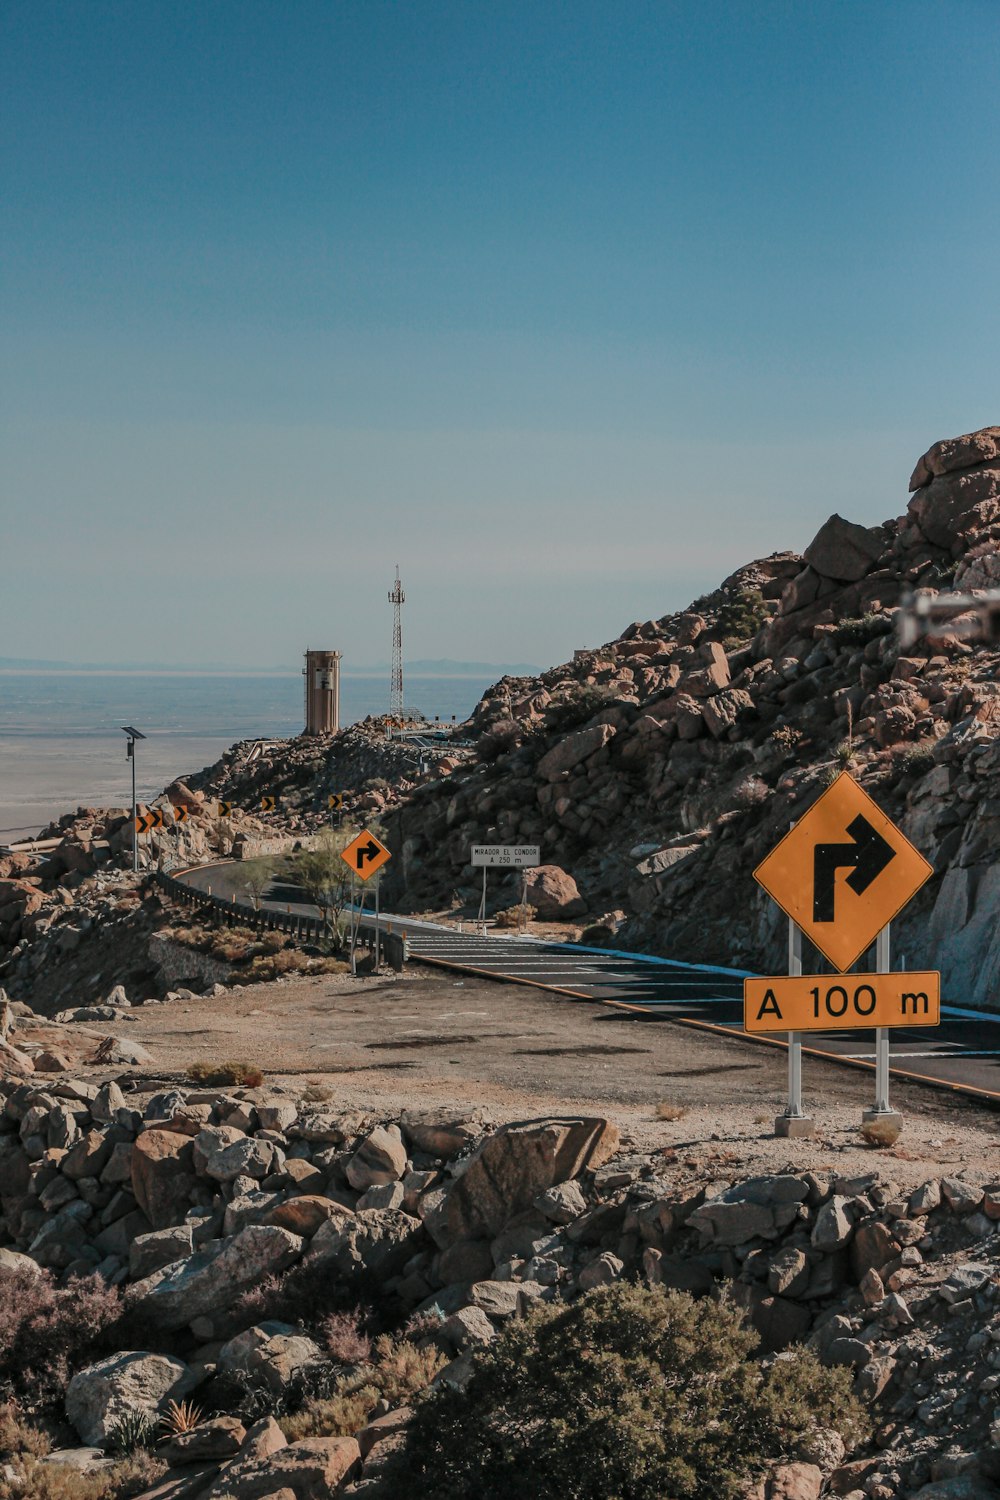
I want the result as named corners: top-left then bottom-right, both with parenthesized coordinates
top-left (393, 1285), bottom-right (866, 1500)
top-left (716, 588), bottom-right (770, 648)
top-left (831, 612), bottom-right (892, 649)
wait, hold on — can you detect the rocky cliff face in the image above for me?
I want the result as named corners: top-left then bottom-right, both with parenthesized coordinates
top-left (384, 426), bottom-right (1000, 1002)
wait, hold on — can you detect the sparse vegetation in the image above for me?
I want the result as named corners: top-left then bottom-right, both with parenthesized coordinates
top-left (239, 857), bottom-right (276, 910)
top-left (395, 1285), bottom-right (866, 1500)
top-left (185, 1060), bottom-right (264, 1088)
top-left (280, 1335), bottom-right (445, 1443)
top-left (770, 724), bottom-right (802, 751)
top-left (860, 1115), bottom-right (903, 1148)
top-left (0, 1268), bottom-right (123, 1419)
top-left (106, 1411), bottom-right (155, 1455)
top-left (157, 1399), bottom-right (203, 1437)
top-left (655, 1102), bottom-right (688, 1121)
top-left (494, 903), bottom-right (537, 929)
top-left (295, 828), bottom-right (361, 942)
top-left (0, 1453), bottom-right (166, 1500)
top-left (831, 612), bottom-right (893, 649)
top-left (716, 587), bottom-right (771, 649)
top-left (321, 1308), bottom-right (373, 1366)
top-left (731, 774), bottom-right (768, 809)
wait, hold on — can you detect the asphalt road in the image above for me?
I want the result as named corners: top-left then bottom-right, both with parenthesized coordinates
top-left (176, 861), bottom-right (1000, 1109)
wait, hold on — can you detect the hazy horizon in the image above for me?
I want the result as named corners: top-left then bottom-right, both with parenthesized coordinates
top-left (3, 2), bottom-right (997, 669)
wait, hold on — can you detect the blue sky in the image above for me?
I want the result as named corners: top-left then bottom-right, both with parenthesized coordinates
top-left (2, 0), bottom-right (998, 668)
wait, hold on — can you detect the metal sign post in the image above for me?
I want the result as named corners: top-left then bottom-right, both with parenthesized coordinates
top-left (470, 846), bottom-right (540, 937)
top-left (864, 924), bottom-right (902, 1127)
top-left (775, 921), bottom-right (815, 1138)
top-left (374, 873), bottom-right (381, 971)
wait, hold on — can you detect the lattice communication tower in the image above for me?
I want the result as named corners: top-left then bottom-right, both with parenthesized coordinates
top-left (388, 564), bottom-right (405, 727)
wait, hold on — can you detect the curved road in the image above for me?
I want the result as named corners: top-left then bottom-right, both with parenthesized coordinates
top-left (176, 861), bottom-right (1000, 1110)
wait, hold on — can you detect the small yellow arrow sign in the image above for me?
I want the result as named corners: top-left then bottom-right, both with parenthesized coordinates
top-left (173, 805), bottom-right (189, 824)
top-left (260, 795), bottom-right (277, 812)
top-left (217, 801), bottom-right (232, 818)
top-left (328, 793), bottom-right (344, 810)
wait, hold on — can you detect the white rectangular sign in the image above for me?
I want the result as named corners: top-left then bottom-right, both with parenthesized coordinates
top-left (471, 845), bottom-right (541, 868)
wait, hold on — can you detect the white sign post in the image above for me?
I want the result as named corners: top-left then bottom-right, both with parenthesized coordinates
top-left (470, 846), bottom-right (541, 934)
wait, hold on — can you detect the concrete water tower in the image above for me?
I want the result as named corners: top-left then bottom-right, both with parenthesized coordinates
top-left (303, 650), bottom-right (342, 735)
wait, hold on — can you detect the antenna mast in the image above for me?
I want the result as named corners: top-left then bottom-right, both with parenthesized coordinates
top-left (388, 564), bottom-right (405, 731)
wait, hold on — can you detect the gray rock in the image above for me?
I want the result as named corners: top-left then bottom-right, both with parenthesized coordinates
top-left (129, 1225), bottom-right (194, 1281)
top-left (356, 1181), bottom-right (404, 1212)
top-left (439, 1306), bottom-right (496, 1352)
top-left (941, 1178), bottom-right (984, 1215)
top-left (129, 1224), bottom-right (304, 1330)
top-left (345, 1126), bottom-right (408, 1190)
top-left (66, 1351), bottom-right (197, 1445)
top-left (811, 1196), bottom-right (854, 1250)
top-left (940, 1264), bottom-right (992, 1305)
top-left (534, 1181), bottom-right (587, 1225)
top-left (400, 1108), bottom-right (488, 1160)
top-left (218, 1322), bottom-right (324, 1393)
top-left (307, 1208), bottom-right (419, 1280)
top-left (202, 1136), bottom-right (286, 1183)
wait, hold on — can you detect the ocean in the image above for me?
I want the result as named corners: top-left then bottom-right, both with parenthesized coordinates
top-left (0, 671), bottom-right (493, 841)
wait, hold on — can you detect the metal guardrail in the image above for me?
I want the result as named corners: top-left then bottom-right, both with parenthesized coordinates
top-left (154, 871), bottom-right (408, 972)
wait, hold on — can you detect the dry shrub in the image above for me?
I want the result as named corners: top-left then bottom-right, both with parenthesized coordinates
top-left (1, 1452), bottom-right (166, 1500)
top-left (860, 1115), bottom-right (903, 1148)
top-left (0, 1402), bottom-right (49, 1459)
top-left (655, 1102), bottom-right (688, 1122)
top-left (280, 1336), bottom-right (444, 1443)
top-left (0, 1269), bottom-right (122, 1418)
top-left (322, 1310), bottom-right (372, 1366)
top-left (493, 904), bottom-right (536, 929)
top-left (185, 1061), bottom-right (264, 1088)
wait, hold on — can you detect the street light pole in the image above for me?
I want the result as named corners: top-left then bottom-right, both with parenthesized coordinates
top-left (121, 727), bottom-right (146, 873)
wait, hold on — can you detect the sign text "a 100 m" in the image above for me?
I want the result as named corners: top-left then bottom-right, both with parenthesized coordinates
top-left (470, 846), bottom-right (541, 869)
top-left (744, 972), bottom-right (940, 1034)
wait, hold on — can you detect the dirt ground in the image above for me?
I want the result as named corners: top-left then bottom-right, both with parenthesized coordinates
top-left (23, 960), bottom-right (1000, 1192)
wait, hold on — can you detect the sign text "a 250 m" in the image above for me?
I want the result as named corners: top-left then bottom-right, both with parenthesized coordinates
top-left (744, 972), bottom-right (940, 1034)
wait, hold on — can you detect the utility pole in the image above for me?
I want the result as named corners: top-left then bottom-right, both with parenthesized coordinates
top-left (121, 726), bottom-right (146, 872)
top-left (388, 564), bottom-right (405, 736)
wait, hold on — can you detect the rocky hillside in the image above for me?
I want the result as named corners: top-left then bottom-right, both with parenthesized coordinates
top-left (378, 425), bottom-right (1000, 1001)
top-left (1, 1077), bottom-right (1000, 1497)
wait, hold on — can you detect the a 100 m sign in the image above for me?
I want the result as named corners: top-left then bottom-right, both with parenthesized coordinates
top-left (744, 972), bottom-right (940, 1034)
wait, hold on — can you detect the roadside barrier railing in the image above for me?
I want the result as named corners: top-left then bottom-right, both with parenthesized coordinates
top-left (154, 870), bottom-right (408, 972)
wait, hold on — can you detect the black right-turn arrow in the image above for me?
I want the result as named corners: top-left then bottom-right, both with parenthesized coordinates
top-left (813, 813), bottom-right (895, 922)
top-left (355, 839), bottom-right (381, 870)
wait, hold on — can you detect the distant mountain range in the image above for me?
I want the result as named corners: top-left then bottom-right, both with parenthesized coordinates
top-left (0, 656), bottom-right (541, 678)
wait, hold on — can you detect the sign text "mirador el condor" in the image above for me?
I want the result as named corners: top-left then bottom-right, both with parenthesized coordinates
top-left (471, 846), bottom-right (541, 868)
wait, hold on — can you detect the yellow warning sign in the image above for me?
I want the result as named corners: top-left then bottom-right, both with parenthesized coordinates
top-left (340, 828), bottom-right (391, 882)
top-left (753, 772), bottom-right (933, 971)
top-left (173, 805), bottom-right (189, 824)
top-left (744, 972), bottom-right (940, 1034)
top-left (328, 794), bottom-right (344, 810)
top-left (260, 796), bottom-right (277, 812)
top-left (217, 801), bottom-right (232, 818)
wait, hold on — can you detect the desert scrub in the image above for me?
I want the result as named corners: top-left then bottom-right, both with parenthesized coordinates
top-left (394, 1284), bottom-right (867, 1500)
top-left (280, 1335), bottom-right (444, 1443)
top-left (731, 774), bottom-right (768, 809)
top-left (0, 1268), bottom-right (122, 1419)
top-left (831, 611), bottom-right (892, 649)
top-left (0, 1452), bottom-right (166, 1500)
top-left (185, 1060), bottom-right (264, 1087)
top-left (493, 904), bottom-right (536, 929)
top-left (0, 1402), bottom-right (49, 1460)
top-left (716, 587), bottom-right (770, 648)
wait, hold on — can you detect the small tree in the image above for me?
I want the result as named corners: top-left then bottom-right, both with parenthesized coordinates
top-left (241, 857), bottom-right (276, 911)
top-left (296, 827), bottom-right (359, 943)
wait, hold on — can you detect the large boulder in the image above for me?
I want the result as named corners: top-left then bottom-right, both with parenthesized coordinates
top-left (400, 1108), bottom-right (488, 1159)
top-left (129, 1225), bottom-right (304, 1330)
top-left (202, 1434), bottom-right (361, 1500)
top-left (909, 425), bottom-right (1000, 489)
top-left (307, 1208), bottom-right (421, 1280)
top-left (803, 514), bottom-right (884, 581)
top-left (218, 1322), bottom-right (324, 1395)
top-left (908, 461), bottom-right (1000, 548)
top-left (536, 724), bottom-right (615, 781)
top-left (439, 1117), bottom-right (619, 1244)
top-left (345, 1125), bottom-right (408, 1189)
top-left (523, 865), bottom-right (586, 919)
top-left (131, 1130), bottom-right (199, 1230)
top-left (66, 1352), bottom-right (197, 1445)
